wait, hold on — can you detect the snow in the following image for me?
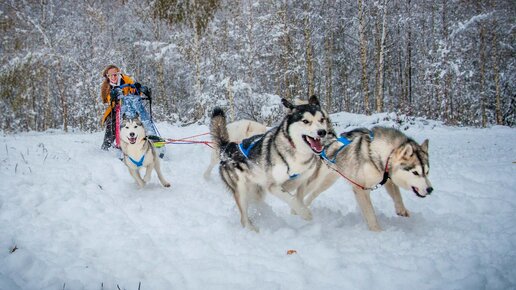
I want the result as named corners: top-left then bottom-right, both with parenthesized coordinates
top-left (1, 113), bottom-right (516, 290)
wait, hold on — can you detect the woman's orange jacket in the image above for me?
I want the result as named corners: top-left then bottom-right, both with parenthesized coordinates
top-left (100, 74), bottom-right (137, 125)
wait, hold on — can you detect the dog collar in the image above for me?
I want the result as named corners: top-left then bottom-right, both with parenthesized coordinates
top-left (378, 155), bottom-right (391, 186)
top-left (128, 154), bottom-right (145, 167)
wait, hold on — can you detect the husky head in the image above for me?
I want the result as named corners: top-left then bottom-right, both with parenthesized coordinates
top-left (120, 115), bottom-right (146, 145)
top-left (389, 139), bottom-right (433, 198)
top-left (281, 95), bottom-right (331, 154)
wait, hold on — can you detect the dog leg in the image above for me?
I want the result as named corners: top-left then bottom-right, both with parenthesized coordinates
top-left (203, 149), bottom-right (218, 180)
top-left (290, 184), bottom-right (307, 215)
top-left (233, 188), bottom-right (257, 232)
top-left (304, 174), bottom-right (339, 207)
top-left (352, 187), bottom-right (381, 231)
top-left (153, 161), bottom-right (171, 188)
top-left (129, 168), bottom-right (146, 188)
top-left (384, 180), bottom-right (409, 217)
top-left (143, 165), bottom-right (153, 183)
top-left (271, 185), bottom-right (312, 221)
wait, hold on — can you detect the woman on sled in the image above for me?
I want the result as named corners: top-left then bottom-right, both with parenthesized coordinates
top-left (99, 64), bottom-right (166, 158)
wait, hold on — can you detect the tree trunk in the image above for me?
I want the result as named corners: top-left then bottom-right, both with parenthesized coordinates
top-left (194, 29), bottom-right (201, 98)
top-left (431, 2), bottom-right (440, 119)
top-left (228, 78), bottom-right (235, 122)
top-left (243, 0), bottom-right (255, 84)
top-left (44, 69), bottom-right (51, 131)
top-left (325, 31), bottom-right (334, 112)
top-left (304, 4), bottom-right (315, 98)
top-left (280, 8), bottom-right (293, 100)
top-left (492, 22), bottom-right (502, 125)
top-left (442, 0), bottom-right (452, 122)
top-left (55, 61), bottom-right (68, 132)
top-left (375, 0), bottom-right (387, 113)
top-left (406, 0), bottom-right (413, 112)
top-left (192, 0), bottom-right (203, 121)
top-left (478, 1), bottom-right (487, 127)
top-left (358, 0), bottom-right (370, 114)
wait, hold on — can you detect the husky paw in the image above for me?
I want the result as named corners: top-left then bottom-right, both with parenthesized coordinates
top-left (163, 182), bottom-right (171, 188)
top-left (290, 209), bottom-right (297, 215)
top-left (368, 224), bottom-right (382, 232)
top-left (244, 223), bottom-right (259, 232)
top-left (297, 207), bottom-right (313, 221)
top-left (396, 207), bottom-right (410, 217)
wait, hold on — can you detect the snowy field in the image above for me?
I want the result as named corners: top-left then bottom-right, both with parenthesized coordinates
top-left (1, 112), bottom-right (515, 290)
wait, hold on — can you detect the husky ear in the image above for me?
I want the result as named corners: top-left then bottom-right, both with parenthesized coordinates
top-left (400, 143), bottom-right (413, 157)
top-left (308, 95), bottom-right (320, 107)
top-left (421, 139), bottom-right (429, 153)
top-left (122, 113), bottom-right (127, 120)
top-left (135, 112), bottom-right (140, 119)
top-left (281, 98), bottom-right (295, 110)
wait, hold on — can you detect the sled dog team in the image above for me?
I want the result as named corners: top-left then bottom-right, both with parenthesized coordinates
top-left (119, 95), bottom-right (433, 232)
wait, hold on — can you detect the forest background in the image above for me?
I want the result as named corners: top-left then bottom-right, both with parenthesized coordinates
top-left (1, 0), bottom-right (514, 132)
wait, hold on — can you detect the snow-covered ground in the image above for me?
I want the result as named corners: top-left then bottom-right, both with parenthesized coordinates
top-left (1, 112), bottom-right (515, 290)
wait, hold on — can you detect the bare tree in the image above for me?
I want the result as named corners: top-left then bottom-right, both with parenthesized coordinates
top-left (303, 2), bottom-right (315, 98)
top-left (358, 0), bottom-right (370, 114)
top-left (374, 0), bottom-right (388, 113)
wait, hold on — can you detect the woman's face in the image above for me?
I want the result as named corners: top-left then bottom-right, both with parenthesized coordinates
top-left (106, 68), bottom-right (120, 84)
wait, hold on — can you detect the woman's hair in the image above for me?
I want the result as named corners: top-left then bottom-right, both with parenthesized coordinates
top-left (101, 64), bottom-right (120, 79)
top-left (100, 64), bottom-right (120, 103)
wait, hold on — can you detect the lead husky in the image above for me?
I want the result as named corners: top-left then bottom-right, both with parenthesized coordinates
top-left (211, 96), bottom-right (332, 231)
top-left (120, 117), bottom-right (171, 188)
top-left (296, 126), bottom-right (433, 231)
top-left (203, 119), bottom-right (267, 180)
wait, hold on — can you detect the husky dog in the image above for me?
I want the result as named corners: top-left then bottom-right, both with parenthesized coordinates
top-left (211, 96), bottom-right (332, 231)
top-left (296, 126), bottom-right (432, 231)
top-left (203, 119), bottom-right (267, 180)
top-left (120, 117), bottom-right (171, 188)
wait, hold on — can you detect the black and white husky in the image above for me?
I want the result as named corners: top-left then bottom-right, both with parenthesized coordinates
top-left (120, 117), bottom-right (171, 188)
top-left (210, 96), bottom-right (333, 231)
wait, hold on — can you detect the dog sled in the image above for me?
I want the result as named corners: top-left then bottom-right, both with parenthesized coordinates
top-left (112, 84), bottom-right (167, 158)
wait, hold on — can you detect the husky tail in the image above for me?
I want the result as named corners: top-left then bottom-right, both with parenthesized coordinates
top-left (210, 107), bottom-right (230, 150)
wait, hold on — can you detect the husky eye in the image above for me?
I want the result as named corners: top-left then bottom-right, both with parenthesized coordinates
top-left (412, 171), bottom-right (420, 176)
top-left (302, 120), bottom-right (310, 124)
top-left (320, 117), bottom-right (326, 123)
top-left (134, 125), bottom-right (138, 128)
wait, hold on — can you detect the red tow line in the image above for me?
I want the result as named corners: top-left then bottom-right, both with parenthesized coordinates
top-left (164, 132), bottom-right (214, 148)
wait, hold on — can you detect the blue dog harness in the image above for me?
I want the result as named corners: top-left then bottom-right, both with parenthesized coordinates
top-left (320, 136), bottom-right (351, 164)
top-left (238, 135), bottom-right (300, 180)
top-left (128, 155), bottom-right (145, 167)
top-left (238, 138), bottom-right (261, 159)
top-left (320, 130), bottom-right (374, 164)
top-left (320, 129), bottom-right (392, 191)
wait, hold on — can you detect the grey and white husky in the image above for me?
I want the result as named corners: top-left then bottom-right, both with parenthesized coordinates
top-left (296, 126), bottom-right (433, 231)
top-left (210, 96), bottom-right (333, 231)
top-left (203, 119), bottom-right (267, 180)
top-left (120, 117), bottom-right (171, 188)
